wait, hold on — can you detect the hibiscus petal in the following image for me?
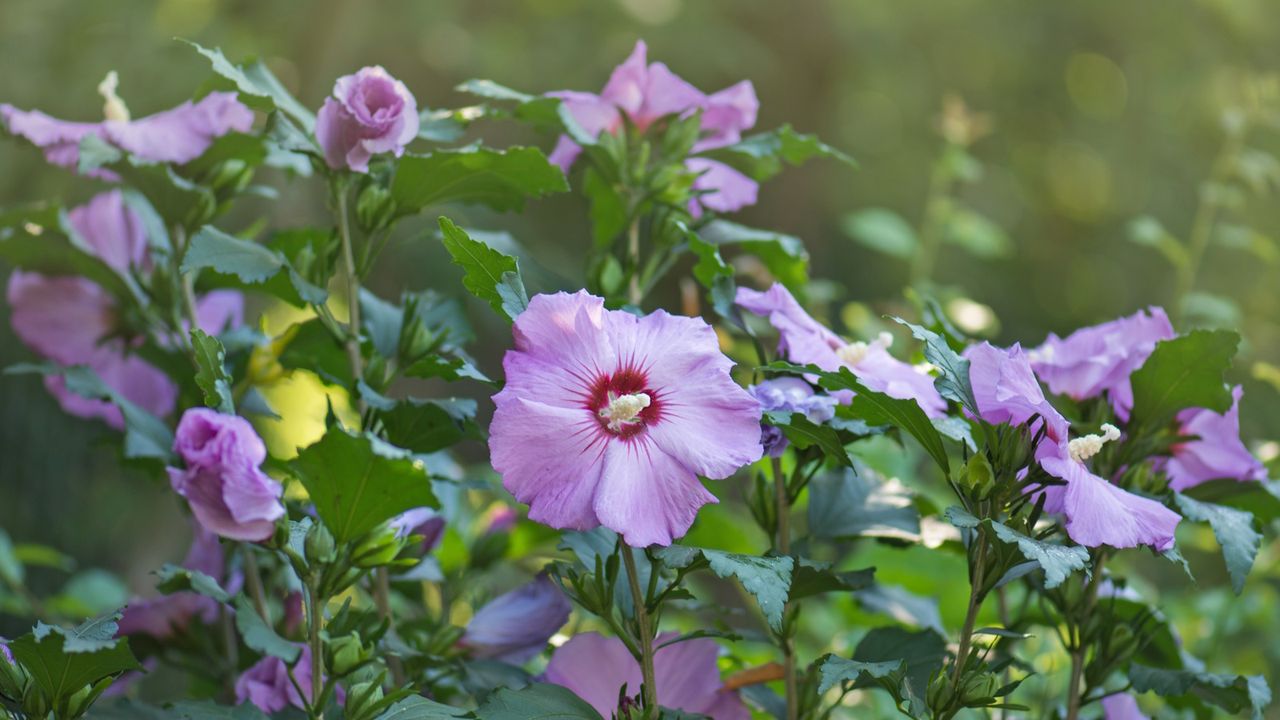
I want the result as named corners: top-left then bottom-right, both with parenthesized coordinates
top-left (463, 574), bottom-right (570, 664)
top-left (652, 637), bottom-right (727, 712)
top-left (600, 41), bottom-right (651, 116)
top-left (1167, 386), bottom-right (1265, 491)
top-left (698, 80), bottom-right (759, 152)
top-left (639, 62), bottom-right (705, 126)
top-left (7, 272), bottom-right (115, 364)
top-left (1041, 454), bottom-right (1180, 551)
top-left (195, 290), bottom-right (245, 334)
top-left (593, 438), bottom-right (717, 547)
top-left (544, 632), bottom-right (643, 717)
top-left (103, 92), bottom-right (254, 164)
top-left (687, 158), bottom-right (759, 214)
top-left (67, 190), bottom-right (148, 273)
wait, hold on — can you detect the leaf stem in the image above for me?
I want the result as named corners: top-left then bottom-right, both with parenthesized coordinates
top-left (627, 216), bottom-right (643, 306)
top-left (334, 182), bottom-right (365, 411)
top-left (241, 547), bottom-right (270, 622)
top-left (772, 457), bottom-right (798, 720)
top-left (1065, 554), bottom-right (1105, 720)
top-left (952, 525), bottom-right (988, 693)
top-left (305, 577), bottom-right (325, 720)
top-left (622, 545), bottom-right (658, 719)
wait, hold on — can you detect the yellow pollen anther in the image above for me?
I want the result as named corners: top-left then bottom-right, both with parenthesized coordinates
top-left (599, 392), bottom-right (651, 432)
top-left (836, 332), bottom-right (894, 367)
top-left (1068, 423), bottom-right (1121, 463)
top-left (98, 71), bottom-right (131, 122)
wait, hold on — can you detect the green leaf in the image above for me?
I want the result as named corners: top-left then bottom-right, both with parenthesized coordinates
top-left (89, 698), bottom-right (272, 719)
top-left (821, 626), bottom-right (946, 716)
top-left (1183, 478), bottom-right (1280, 524)
top-left (842, 208), bottom-right (918, 260)
top-left (185, 41), bottom-right (315, 131)
top-left (278, 319), bottom-right (351, 387)
top-left (777, 363), bottom-right (950, 474)
top-left (808, 467), bottom-right (920, 541)
top-left (1128, 215), bottom-right (1188, 269)
top-left (190, 330), bottom-right (234, 413)
top-left (788, 560), bottom-right (876, 601)
top-left (942, 205), bottom-right (1012, 259)
top-left (701, 220), bottom-right (809, 291)
top-left (0, 528), bottom-right (23, 586)
top-left (183, 225), bottom-right (327, 308)
top-left (855, 584), bottom-right (944, 635)
top-left (1129, 330), bottom-right (1239, 428)
top-left (290, 427), bottom-right (438, 544)
top-left (359, 382), bottom-right (483, 453)
top-left (79, 135), bottom-right (217, 230)
top-left (438, 217), bottom-right (528, 321)
top-left (946, 507), bottom-right (1089, 589)
top-left (155, 564), bottom-right (231, 604)
top-left (377, 695), bottom-right (475, 719)
top-left (5, 364), bottom-right (174, 462)
top-left (1129, 664), bottom-right (1271, 720)
top-left (656, 547), bottom-right (793, 632)
top-left (476, 682), bottom-right (603, 720)
top-left (817, 655), bottom-right (906, 693)
top-left (700, 123), bottom-right (856, 182)
top-left (392, 146), bottom-right (567, 216)
top-left (52, 570), bottom-right (130, 618)
top-left (10, 613), bottom-right (141, 706)
top-left (686, 226), bottom-right (733, 289)
top-left (768, 411), bottom-right (851, 466)
top-left (582, 167), bottom-right (628, 248)
top-left (234, 594), bottom-right (299, 663)
top-left (891, 317), bottom-right (977, 413)
top-left (1174, 494), bottom-right (1261, 594)
top-left (403, 354), bottom-right (492, 384)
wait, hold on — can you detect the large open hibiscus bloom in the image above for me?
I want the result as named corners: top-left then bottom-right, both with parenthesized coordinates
top-left (489, 291), bottom-right (762, 547)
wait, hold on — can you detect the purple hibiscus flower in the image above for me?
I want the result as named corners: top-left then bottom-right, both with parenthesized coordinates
top-left (965, 342), bottom-right (1180, 551)
top-left (544, 632), bottom-right (748, 719)
top-left (461, 574), bottom-right (571, 664)
top-left (118, 525), bottom-right (233, 639)
top-left (390, 507), bottom-right (447, 552)
top-left (1102, 693), bottom-right (1150, 720)
top-left (1166, 386), bottom-right (1266, 491)
top-left (235, 644), bottom-right (343, 713)
top-left (1, 72), bottom-right (253, 171)
top-left (316, 66), bottom-right (419, 173)
top-left (168, 408), bottom-right (285, 542)
top-left (547, 40), bottom-right (760, 214)
top-left (736, 283), bottom-right (948, 418)
top-left (1028, 307), bottom-right (1174, 420)
top-left (749, 377), bottom-right (839, 457)
top-left (489, 291), bottom-right (762, 547)
top-left (6, 191), bottom-right (243, 427)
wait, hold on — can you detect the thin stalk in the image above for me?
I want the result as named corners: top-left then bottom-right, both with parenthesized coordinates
top-left (335, 187), bottom-right (365, 406)
top-left (772, 457), bottom-right (798, 720)
top-left (952, 528), bottom-right (988, 689)
top-left (622, 546), bottom-right (658, 719)
top-left (1065, 556), bottom-right (1106, 720)
top-left (306, 579), bottom-right (325, 720)
top-left (908, 151), bottom-right (956, 288)
top-left (241, 548), bottom-right (271, 622)
top-left (1174, 128), bottom-right (1245, 319)
top-left (626, 217), bottom-right (643, 306)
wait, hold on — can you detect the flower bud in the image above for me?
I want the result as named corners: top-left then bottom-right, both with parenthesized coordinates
top-left (351, 522), bottom-right (407, 568)
top-left (305, 522), bottom-right (337, 565)
top-left (961, 453), bottom-right (995, 498)
top-left (356, 183), bottom-right (396, 233)
top-left (65, 683), bottom-right (95, 718)
top-left (961, 673), bottom-right (1000, 705)
top-left (325, 632), bottom-right (366, 676)
top-left (343, 679), bottom-right (385, 720)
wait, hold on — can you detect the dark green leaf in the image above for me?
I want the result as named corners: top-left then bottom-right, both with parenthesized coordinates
top-left (438, 217), bottom-right (528, 321)
top-left (1129, 330), bottom-right (1239, 428)
top-left (1183, 478), bottom-right (1280, 524)
top-left (808, 468), bottom-right (920, 541)
top-left (817, 655), bottom-right (905, 694)
top-left (1129, 664), bottom-right (1270, 720)
top-left (155, 564), bottom-right (231, 604)
top-left (79, 135), bottom-right (218, 229)
top-left (403, 354), bottom-right (492, 384)
top-left (360, 382), bottom-right (483, 453)
top-left (476, 682), bottom-right (604, 720)
top-left (183, 225), bottom-right (327, 308)
top-left (376, 695), bottom-right (474, 719)
top-left (686, 226), bottom-right (733, 289)
top-left (855, 584), bottom-right (944, 635)
top-left (290, 427), bottom-right (438, 543)
top-left (392, 146), bottom-right (567, 216)
top-left (10, 614), bottom-right (141, 705)
top-left (582, 167), bottom-right (628, 248)
top-left (234, 594), bottom-right (299, 662)
top-left (0, 204), bottom-right (138, 302)
top-left (768, 411), bottom-right (851, 466)
top-left (891, 317), bottom-right (976, 413)
top-left (699, 123), bottom-right (855, 182)
top-left (190, 330), bottom-right (234, 413)
top-left (1174, 494), bottom-right (1261, 594)
top-left (788, 561), bottom-right (875, 601)
top-left (946, 508), bottom-right (1089, 589)
top-left (185, 41), bottom-right (315, 130)
top-left (701, 220), bottom-right (809, 291)
top-left (656, 547), bottom-right (793, 632)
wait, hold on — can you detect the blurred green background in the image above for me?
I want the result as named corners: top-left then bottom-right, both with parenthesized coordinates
top-left (2, 0), bottom-right (1278, 706)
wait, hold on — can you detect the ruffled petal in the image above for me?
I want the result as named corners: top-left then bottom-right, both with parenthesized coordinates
top-left (699, 80), bottom-right (759, 148)
top-left (544, 633), bottom-right (643, 717)
top-left (547, 91), bottom-right (621, 138)
top-left (652, 636), bottom-right (726, 712)
top-left (103, 92), bottom-right (254, 164)
top-left (195, 290), bottom-right (245, 334)
top-left (548, 135), bottom-right (583, 172)
top-left (1102, 693), bottom-right (1150, 720)
top-left (510, 290), bottom-right (614, 372)
top-left (735, 283), bottom-right (845, 371)
top-left (638, 62), bottom-right (705, 126)
top-left (7, 272), bottom-right (115, 364)
top-left (463, 574), bottom-right (570, 664)
top-left (1040, 454), bottom-right (1180, 551)
top-left (67, 190), bottom-right (148, 273)
top-left (687, 158), bottom-right (758, 214)
top-left (593, 437), bottom-right (717, 547)
top-left (1167, 386), bottom-right (1265, 491)
top-left (854, 345), bottom-right (947, 417)
top-left (600, 41), bottom-right (651, 116)
top-left (0, 104), bottom-right (100, 169)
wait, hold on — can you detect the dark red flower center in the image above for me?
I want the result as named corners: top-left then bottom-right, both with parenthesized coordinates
top-left (584, 366), bottom-right (662, 439)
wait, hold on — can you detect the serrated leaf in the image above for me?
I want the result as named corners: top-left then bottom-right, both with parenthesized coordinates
top-left (359, 382), bottom-right (483, 453)
top-left (892, 317), bottom-right (977, 413)
top-left (290, 427), bottom-right (437, 543)
top-left (234, 594), bottom-right (299, 663)
top-left (701, 220), bottom-right (809, 291)
top-left (825, 626), bottom-right (946, 716)
top-left (768, 411), bottom-right (851, 466)
top-left (403, 354), bottom-right (492, 384)
top-left (183, 225), bottom-right (326, 308)
top-left (155, 564), bottom-right (231, 604)
top-left (476, 682), bottom-right (603, 720)
top-left (656, 547), bottom-right (792, 632)
top-left (699, 123), bottom-right (855, 182)
top-left (842, 208), bottom-right (917, 260)
top-left (787, 561), bottom-right (875, 601)
top-left (392, 146), bottom-right (567, 216)
top-left (1174, 494), bottom-right (1261, 594)
top-left (808, 468), bottom-right (920, 541)
top-left (185, 41), bottom-right (315, 131)
top-left (190, 329), bottom-right (234, 413)
top-left (438, 217), bottom-right (528, 321)
top-left (946, 507), bottom-right (1089, 589)
top-left (817, 655), bottom-right (905, 694)
top-left (1129, 664), bottom-right (1270, 720)
top-left (11, 614), bottom-right (141, 705)
top-left (1129, 330), bottom-right (1239, 428)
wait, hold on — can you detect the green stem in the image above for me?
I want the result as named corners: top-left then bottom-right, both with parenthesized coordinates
top-left (626, 216), bottom-right (643, 307)
top-left (622, 546), bottom-right (658, 719)
top-left (952, 527), bottom-right (988, 690)
top-left (908, 149), bottom-right (956, 288)
top-left (772, 458), bottom-right (798, 720)
top-left (1174, 128), bottom-right (1244, 320)
top-left (306, 578), bottom-right (325, 720)
top-left (334, 184), bottom-right (366, 409)
top-left (241, 548), bottom-right (270, 622)
top-left (1065, 555), bottom-right (1106, 720)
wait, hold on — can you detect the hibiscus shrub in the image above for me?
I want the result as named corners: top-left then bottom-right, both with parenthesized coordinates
top-left (0, 40), bottom-right (1274, 720)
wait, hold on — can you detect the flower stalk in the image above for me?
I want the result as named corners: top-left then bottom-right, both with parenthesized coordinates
top-left (772, 457), bottom-right (798, 720)
top-left (621, 545), bottom-right (658, 719)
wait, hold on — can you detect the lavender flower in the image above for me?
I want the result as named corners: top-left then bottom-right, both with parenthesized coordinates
top-left (1028, 307), bottom-right (1174, 420)
top-left (1101, 693), bottom-right (1150, 720)
top-left (1, 73), bottom-right (252, 170)
top-left (1167, 386), bottom-right (1266, 491)
top-left (462, 575), bottom-right (571, 663)
top-left (168, 408), bottom-right (285, 542)
top-left (489, 291), bottom-right (762, 547)
top-left (544, 632), bottom-right (748, 719)
top-left (737, 283), bottom-right (948, 417)
top-left (966, 342), bottom-right (1180, 551)
top-left (235, 644), bottom-right (314, 713)
top-left (547, 40), bottom-right (760, 214)
top-left (750, 377), bottom-right (838, 456)
top-left (390, 507), bottom-right (446, 552)
top-left (316, 66), bottom-right (419, 173)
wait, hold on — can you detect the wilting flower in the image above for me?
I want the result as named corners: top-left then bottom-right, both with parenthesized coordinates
top-left (490, 291), bottom-right (762, 547)
top-left (1166, 386), bottom-right (1266, 491)
top-left (6, 191), bottom-right (242, 427)
top-left (1028, 308), bottom-right (1174, 420)
top-left (548, 40), bottom-right (760, 214)
top-left (966, 342), bottom-right (1180, 551)
top-left (390, 507), bottom-right (446, 552)
top-left (737, 283), bottom-right (947, 417)
top-left (0, 72), bottom-right (253, 170)
top-left (750, 377), bottom-right (838, 457)
top-left (235, 644), bottom-right (338, 713)
top-left (544, 632), bottom-right (748, 719)
top-left (316, 66), bottom-right (419, 173)
top-left (118, 525), bottom-right (231, 639)
top-left (462, 575), bottom-right (571, 663)
top-left (1101, 693), bottom-right (1150, 720)
top-left (168, 408), bottom-right (285, 542)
